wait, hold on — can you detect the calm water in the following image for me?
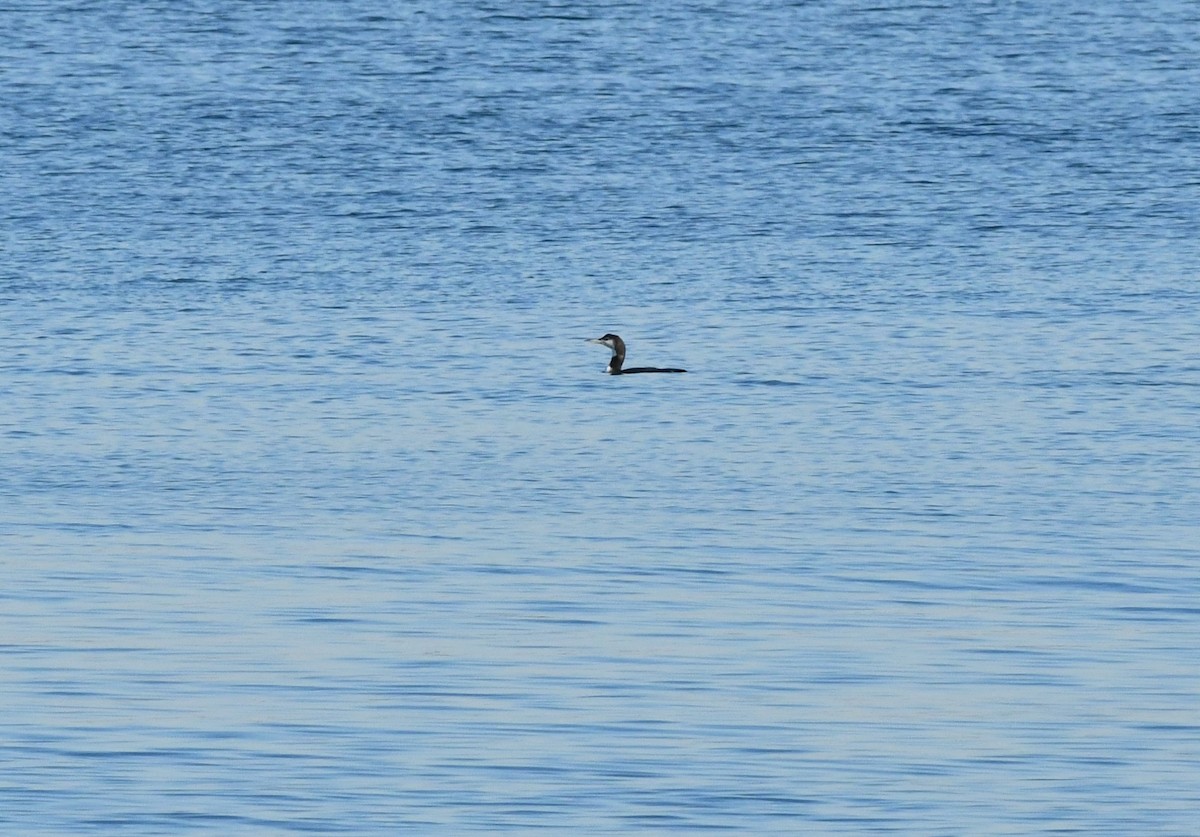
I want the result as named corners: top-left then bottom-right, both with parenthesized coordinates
top-left (4, 1), bottom-right (1200, 833)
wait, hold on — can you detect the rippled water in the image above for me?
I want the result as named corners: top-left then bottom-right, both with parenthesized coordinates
top-left (4, 1), bottom-right (1200, 833)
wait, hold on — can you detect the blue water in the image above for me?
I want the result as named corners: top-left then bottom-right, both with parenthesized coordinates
top-left (4, 1), bottom-right (1200, 833)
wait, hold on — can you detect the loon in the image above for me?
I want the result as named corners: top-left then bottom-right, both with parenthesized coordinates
top-left (588, 333), bottom-right (686, 375)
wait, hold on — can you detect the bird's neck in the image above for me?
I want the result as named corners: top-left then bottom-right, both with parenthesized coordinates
top-left (606, 349), bottom-right (625, 374)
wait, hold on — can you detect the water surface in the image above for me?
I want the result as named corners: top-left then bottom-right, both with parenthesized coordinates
top-left (3, 1), bottom-right (1200, 833)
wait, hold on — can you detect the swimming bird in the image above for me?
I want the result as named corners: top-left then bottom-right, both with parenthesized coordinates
top-left (588, 333), bottom-right (686, 375)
